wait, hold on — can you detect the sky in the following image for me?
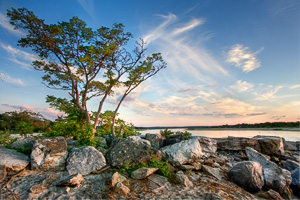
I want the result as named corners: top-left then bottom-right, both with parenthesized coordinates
top-left (0, 0), bottom-right (299, 127)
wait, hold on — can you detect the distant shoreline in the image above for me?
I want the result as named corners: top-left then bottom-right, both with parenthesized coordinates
top-left (136, 127), bottom-right (300, 132)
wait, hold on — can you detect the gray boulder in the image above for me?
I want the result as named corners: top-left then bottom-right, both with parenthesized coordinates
top-left (66, 146), bottom-right (106, 175)
top-left (11, 138), bottom-right (35, 149)
top-left (283, 159), bottom-right (300, 197)
top-left (228, 161), bottom-right (264, 192)
top-left (31, 137), bottom-right (68, 171)
top-left (202, 165), bottom-right (222, 180)
top-left (216, 137), bottom-right (260, 151)
top-left (191, 136), bottom-right (217, 157)
top-left (56, 173), bottom-right (84, 187)
top-left (284, 141), bottom-right (300, 151)
top-left (245, 147), bottom-right (292, 199)
top-left (144, 133), bottom-right (165, 149)
top-left (107, 136), bottom-right (162, 168)
top-left (160, 138), bottom-right (203, 167)
top-left (131, 167), bottom-right (158, 180)
top-left (0, 147), bottom-right (30, 171)
top-left (175, 170), bottom-right (193, 187)
top-left (254, 136), bottom-right (284, 155)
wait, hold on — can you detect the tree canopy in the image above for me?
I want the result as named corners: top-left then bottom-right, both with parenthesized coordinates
top-left (7, 8), bottom-right (166, 139)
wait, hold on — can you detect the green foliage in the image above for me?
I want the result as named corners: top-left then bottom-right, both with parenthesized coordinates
top-left (0, 131), bottom-right (17, 147)
top-left (15, 121), bottom-right (34, 138)
top-left (15, 145), bottom-right (32, 155)
top-left (77, 128), bottom-right (101, 148)
top-left (0, 109), bottom-right (51, 133)
top-left (118, 158), bottom-right (174, 179)
top-left (46, 119), bottom-right (82, 139)
top-left (160, 129), bottom-right (191, 140)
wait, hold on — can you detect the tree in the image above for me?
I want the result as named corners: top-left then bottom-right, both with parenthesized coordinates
top-left (7, 8), bottom-right (166, 139)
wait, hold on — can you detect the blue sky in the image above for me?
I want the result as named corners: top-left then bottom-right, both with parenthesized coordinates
top-left (0, 0), bottom-right (299, 126)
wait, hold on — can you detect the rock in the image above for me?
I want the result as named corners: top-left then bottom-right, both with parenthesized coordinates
top-left (112, 172), bottom-right (127, 187)
top-left (163, 134), bottom-right (185, 146)
top-left (228, 161), bottom-right (264, 192)
top-left (66, 140), bottom-right (77, 149)
top-left (191, 162), bottom-right (202, 170)
top-left (131, 167), bottom-right (158, 180)
top-left (191, 136), bottom-right (217, 157)
top-left (283, 159), bottom-right (300, 172)
top-left (254, 136), bottom-right (284, 155)
top-left (29, 184), bottom-right (47, 194)
top-left (114, 182), bottom-right (130, 196)
top-left (290, 169), bottom-right (300, 197)
top-left (202, 165), bottom-right (222, 180)
top-left (216, 137), bottom-right (260, 151)
top-left (257, 189), bottom-right (284, 200)
top-left (148, 174), bottom-right (172, 192)
top-left (31, 137), bottom-right (68, 171)
top-left (160, 139), bottom-right (203, 167)
top-left (0, 165), bottom-right (6, 182)
top-left (245, 147), bottom-right (292, 199)
top-left (95, 137), bottom-right (108, 148)
top-left (107, 137), bottom-right (161, 168)
top-left (284, 141), bottom-right (300, 151)
top-left (215, 155), bottom-right (228, 166)
top-left (145, 133), bottom-right (165, 149)
top-left (0, 147), bottom-right (30, 171)
top-left (179, 164), bottom-right (195, 170)
top-left (66, 146), bottom-right (106, 175)
top-left (56, 173), bottom-right (83, 187)
top-left (11, 138), bottom-right (35, 149)
top-left (175, 170), bottom-right (193, 187)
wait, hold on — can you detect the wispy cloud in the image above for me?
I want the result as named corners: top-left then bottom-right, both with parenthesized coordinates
top-left (253, 85), bottom-right (283, 100)
top-left (0, 12), bottom-right (25, 36)
top-left (227, 44), bottom-right (262, 73)
top-left (230, 80), bottom-right (254, 92)
top-left (77, 0), bottom-right (96, 20)
top-left (1, 104), bottom-right (65, 120)
top-left (290, 84), bottom-right (300, 89)
top-left (2, 74), bottom-right (25, 86)
top-left (143, 13), bottom-right (228, 85)
top-left (0, 42), bottom-right (37, 70)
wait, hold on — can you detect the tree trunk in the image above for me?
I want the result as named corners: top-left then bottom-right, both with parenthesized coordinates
top-left (111, 94), bottom-right (127, 137)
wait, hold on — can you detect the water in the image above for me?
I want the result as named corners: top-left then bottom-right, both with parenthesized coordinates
top-left (139, 129), bottom-right (300, 141)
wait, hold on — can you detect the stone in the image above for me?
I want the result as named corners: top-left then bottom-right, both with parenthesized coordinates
top-left (148, 174), bottom-right (172, 192)
top-left (29, 184), bottom-right (47, 194)
top-left (0, 165), bottom-right (6, 182)
top-left (228, 161), bottom-right (264, 192)
top-left (31, 137), bottom-right (68, 171)
top-left (191, 136), bottom-right (217, 157)
top-left (254, 136), bottom-right (284, 155)
top-left (112, 172), bottom-right (127, 187)
top-left (179, 164), bottom-right (195, 170)
top-left (114, 182), bottom-right (130, 196)
top-left (245, 147), bottom-right (292, 199)
top-left (290, 169), bottom-right (300, 197)
top-left (144, 133), bottom-right (165, 149)
top-left (131, 167), bottom-right (158, 180)
top-left (95, 137), bottom-right (108, 148)
top-left (107, 136), bottom-right (161, 168)
top-left (257, 189), bottom-right (284, 200)
top-left (163, 134), bottom-right (185, 146)
top-left (56, 173), bottom-right (83, 187)
top-left (160, 139), bottom-right (203, 167)
top-left (284, 141), bottom-right (300, 151)
top-left (283, 159), bottom-right (300, 172)
top-left (66, 146), bottom-right (106, 175)
top-left (216, 137), bottom-right (260, 151)
top-left (191, 162), bottom-right (202, 170)
top-left (175, 170), bottom-right (193, 187)
top-left (0, 147), bottom-right (30, 171)
top-left (11, 138), bottom-right (35, 149)
top-left (202, 165), bottom-right (222, 180)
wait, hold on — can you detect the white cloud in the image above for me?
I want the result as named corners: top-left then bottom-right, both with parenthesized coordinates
top-left (290, 84), bottom-right (300, 89)
top-left (3, 74), bottom-right (25, 86)
top-left (253, 85), bottom-right (283, 100)
top-left (230, 80), bottom-right (254, 92)
top-left (227, 44), bottom-right (262, 72)
top-left (77, 0), bottom-right (96, 20)
top-left (0, 42), bottom-right (37, 70)
top-left (0, 12), bottom-right (25, 36)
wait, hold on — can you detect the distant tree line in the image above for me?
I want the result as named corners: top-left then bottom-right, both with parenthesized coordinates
top-left (214, 121), bottom-right (300, 129)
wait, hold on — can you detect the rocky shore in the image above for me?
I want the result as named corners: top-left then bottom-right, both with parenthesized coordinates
top-left (0, 134), bottom-right (299, 199)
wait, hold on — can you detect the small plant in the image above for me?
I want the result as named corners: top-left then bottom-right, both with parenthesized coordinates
top-left (160, 129), bottom-right (174, 138)
top-left (0, 131), bottom-right (17, 147)
top-left (161, 129), bottom-right (192, 140)
top-left (176, 131), bottom-right (192, 140)
top-left (15, 145), bottom-right (32, 155)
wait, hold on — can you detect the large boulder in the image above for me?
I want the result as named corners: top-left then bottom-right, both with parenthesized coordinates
top-left (216, 137), bottom-right (260, 151)
top-left (284, 141), bottom-right (300, 151)
top-left (202, 165), bottom-right (222, 180)
top-left (160, 139), bottom-right (203, 167)
top-left (66, 146), bottom-right (106, 175)
top-left (31, 137), bottom-right (68, 171)
top-left (175, 170), bottom-right (193, 187)
top-left (11, 138), bottom-right (35, 149)
top-left (191, 136), bottom-right (217, 157)
top-left (144, 133), bottom-right (165, 149)
top-left (107, 136), bottom-right (162, 168)
top-left (0, 147), bottom-right (30, 171)
top-left (283, 159), bottom-right (300, 197)
top-left (245, 147), bottom-right (292, 199)
top-left (253, 136), bottom-right (284, 155)
top-left (228, 161), bottom-right (264, 192)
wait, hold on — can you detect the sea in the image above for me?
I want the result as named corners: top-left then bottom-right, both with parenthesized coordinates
top-left (139, 129), bottom-right (300, 141)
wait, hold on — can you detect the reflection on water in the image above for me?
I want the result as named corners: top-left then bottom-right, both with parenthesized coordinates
top-left (139, 129), bottom-right (300, 141)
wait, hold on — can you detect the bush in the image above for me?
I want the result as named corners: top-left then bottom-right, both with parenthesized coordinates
top-left (160, 129), bottom-right (191, 140)
top-left (0, 131), bottom-right (17, 147)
